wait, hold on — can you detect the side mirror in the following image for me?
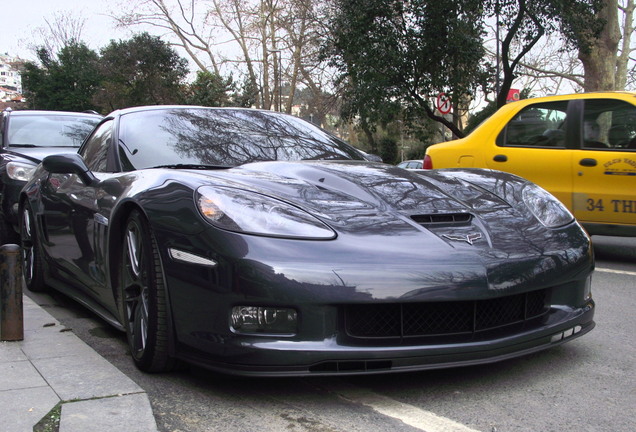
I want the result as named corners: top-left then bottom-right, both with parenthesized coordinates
top-left (42, 153), bottom-right (98, 186)
top-left (358, 150), bottom-right (383, 163)
top-left (365, 153), bottom-right (383, 163)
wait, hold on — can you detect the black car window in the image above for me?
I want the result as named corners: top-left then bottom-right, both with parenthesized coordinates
top-left (6, 114), bottom-right (100, 147)
top-left (497, 101), bottom-right (568, 148)
top-left (582, 99), bottom-right (636, 151)
top-left (80, 120), bottom-right (113, 172)
top-left (117, 108), bottom-right (364, 170)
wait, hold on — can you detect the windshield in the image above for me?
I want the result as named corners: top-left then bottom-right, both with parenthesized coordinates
top-left (7, 114), bottom-right (101, 148)
top-left (118, 108), bottom-right (365, 169)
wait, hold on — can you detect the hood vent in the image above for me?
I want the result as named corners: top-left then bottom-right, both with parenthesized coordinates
top-left (411, 213), bottom-right (472, 226)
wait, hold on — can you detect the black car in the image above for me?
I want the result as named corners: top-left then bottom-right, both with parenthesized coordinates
top-left (20, 106), bottom-right (595, 376)
top-left (0, 108), bottom-right (102, 243)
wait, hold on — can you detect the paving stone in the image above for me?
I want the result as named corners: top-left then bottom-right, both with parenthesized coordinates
top-left (0, 360), bottom-right (48, 391)
top-left (0, 386), bottom-right (60, 432)
top-left (60, 393), bottom-right (158, 432)
top-left (31, 352), bottom-right (143, 401)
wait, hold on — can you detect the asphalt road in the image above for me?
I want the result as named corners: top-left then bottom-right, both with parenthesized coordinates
top-left (27, 235), bottom-right (636, 432)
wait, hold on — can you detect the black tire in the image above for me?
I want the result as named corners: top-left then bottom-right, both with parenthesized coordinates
top-left (120, 209), bottom-right (175, 373)
top-left (20, 202), bottom-right (47, 292)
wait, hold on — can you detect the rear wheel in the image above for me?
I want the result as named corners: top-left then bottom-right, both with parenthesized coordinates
top-left (120, 209), bottom-right (174, 373)
top-left (20, 202), bottom-right (46, 292)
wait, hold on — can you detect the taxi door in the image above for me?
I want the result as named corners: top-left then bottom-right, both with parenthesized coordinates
top-left (571, 98), bottom-right (636, 229)
top-left (486, 100), bottom-right (575, 209)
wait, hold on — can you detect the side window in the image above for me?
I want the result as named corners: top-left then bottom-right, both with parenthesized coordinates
top-left (497, 101), bottom-right (568, 148)
top-left (583, 99), bottom-right (636, 151)
top-left (79, 120), bottom-right (112, 172)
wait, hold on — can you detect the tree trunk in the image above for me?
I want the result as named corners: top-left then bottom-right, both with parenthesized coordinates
top-left (579, 0), bottom-right (621, 91)
top-left (615, 0), bottom-right (635, 90)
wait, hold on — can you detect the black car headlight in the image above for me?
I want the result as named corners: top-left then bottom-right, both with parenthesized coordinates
top-left (522, 183), bottom-right (574, 228)
top-left (6, 161), bottom-right (37, 182)
top-left (196, 186), bottom-right (336, 239)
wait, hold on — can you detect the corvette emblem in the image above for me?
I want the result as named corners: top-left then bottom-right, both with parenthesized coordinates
top-left (442, 233), bottom-right (482, 245)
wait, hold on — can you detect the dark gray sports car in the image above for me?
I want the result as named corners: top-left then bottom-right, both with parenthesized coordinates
top-left (20, 106), bottom-right (595, 376)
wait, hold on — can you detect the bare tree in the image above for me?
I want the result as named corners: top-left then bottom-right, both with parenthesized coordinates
top-left (116, 0), bottom-right (333, 115)
top-left (488, 34), bottom-right (586, 95)
top-left (578, 0), bottom-right (621, 91)
top-left (115, 0), bottom-right (222, 74)
top-left (616, 0), bottom-right (636, 89)
top-left (26, 11), bottom-right (87, 59)
top-left (485, 0), bottom-right (636, 93)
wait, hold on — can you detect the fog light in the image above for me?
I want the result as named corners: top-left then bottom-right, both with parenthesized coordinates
top-left (231, 306), bottom-right (298, 334)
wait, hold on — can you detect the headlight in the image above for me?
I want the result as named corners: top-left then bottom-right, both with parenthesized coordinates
top-left (6, 161), bottom-right (37, 181)
top-left (196, 186), bottom-right (336, 239)
top-left (522, 183), bottom-right (574, 228)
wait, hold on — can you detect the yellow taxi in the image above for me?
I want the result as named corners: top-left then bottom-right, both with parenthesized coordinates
top-left (424, 92), bottom-right (636, 236)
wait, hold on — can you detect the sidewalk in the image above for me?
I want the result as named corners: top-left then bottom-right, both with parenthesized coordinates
top-left (0, 295), bottom-right (158, 432)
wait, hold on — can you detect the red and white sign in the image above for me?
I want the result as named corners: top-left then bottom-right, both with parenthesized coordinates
top-left (436, 93), bottom-right (452, 114)
top-left (507, 88), bottom-right (520, 102)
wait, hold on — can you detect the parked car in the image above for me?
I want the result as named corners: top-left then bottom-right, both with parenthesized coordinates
top-left (20, 105), bottom-right (595, 376)
top-left (397, 159), bottom-right (423, 169)
top-left (0, 108), bottom-right (102, 243)
top-left (424, 92), bottom-right (636, 236)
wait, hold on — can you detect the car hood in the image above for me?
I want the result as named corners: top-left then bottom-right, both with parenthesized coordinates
top-left (6, 146), bottom-right (78, 164)
top-left (141, 160), bottom-right (589, 295)
top-left (225, 160), bottom-right (511, 216)
top-left (192, 160), bottom-right (535, 242)
top-left (184, 160), bottom-right (588, 292)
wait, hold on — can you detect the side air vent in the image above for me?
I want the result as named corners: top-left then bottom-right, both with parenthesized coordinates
top-left (411, 213), bottom-right (472, 225)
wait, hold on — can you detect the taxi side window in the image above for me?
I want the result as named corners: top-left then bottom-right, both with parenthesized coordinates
top-left (497, 101), bottom-right (568, 148)
top-left (583, 99), bottom-right (636, 151)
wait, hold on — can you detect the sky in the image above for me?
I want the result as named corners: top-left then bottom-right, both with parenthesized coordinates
top-left (2, 0), bottom-right (139, 60)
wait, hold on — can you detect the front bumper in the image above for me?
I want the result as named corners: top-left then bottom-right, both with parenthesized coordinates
top-left (176, 301), bottom-right (595, 376)
top-left (157, 223), bottom-right (595, 376)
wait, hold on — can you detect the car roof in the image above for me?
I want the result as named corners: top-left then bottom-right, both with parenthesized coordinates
top-left (106, 105), bottom-right (283, 119)
top-left (3, 109), bottom-right (102, 118)
top-left (505, 91), bottom-right (636, 107)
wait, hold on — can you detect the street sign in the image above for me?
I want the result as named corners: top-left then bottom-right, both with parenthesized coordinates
top-left (436, 93), bottom-right (452, 114)
top-left (507, 88), bottom-right (520, 102)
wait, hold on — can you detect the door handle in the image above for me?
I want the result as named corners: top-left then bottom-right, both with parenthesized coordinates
top-left (579, 158), bottom-right (597, 167)
top-left (493, 154), bottom-right (507, 162)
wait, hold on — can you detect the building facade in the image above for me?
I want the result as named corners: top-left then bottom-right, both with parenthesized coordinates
top-left (0, 54), bottom-right (23, 101)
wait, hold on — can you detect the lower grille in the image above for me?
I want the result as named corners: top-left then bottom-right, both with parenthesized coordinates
top-left (344, 289), bottom-right (549, 339)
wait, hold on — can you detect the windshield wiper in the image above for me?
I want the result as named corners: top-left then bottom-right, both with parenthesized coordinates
top-left (9, 144), bottom-right (39, 148)
top-left (151, 164), bottom-right (231, 170)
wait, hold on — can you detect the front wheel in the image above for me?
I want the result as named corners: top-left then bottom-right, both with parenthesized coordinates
top-left (119, 209), bottom-right (175, 373)
top-left (20, 202), bottom-right (47, 292)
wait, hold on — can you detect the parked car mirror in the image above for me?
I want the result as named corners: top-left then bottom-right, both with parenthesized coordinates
top-left (42, 153), bottom-right (99, 186)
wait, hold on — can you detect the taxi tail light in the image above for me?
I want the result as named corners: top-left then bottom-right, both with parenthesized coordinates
top-left (423, 155), bottom-right (433, 169)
